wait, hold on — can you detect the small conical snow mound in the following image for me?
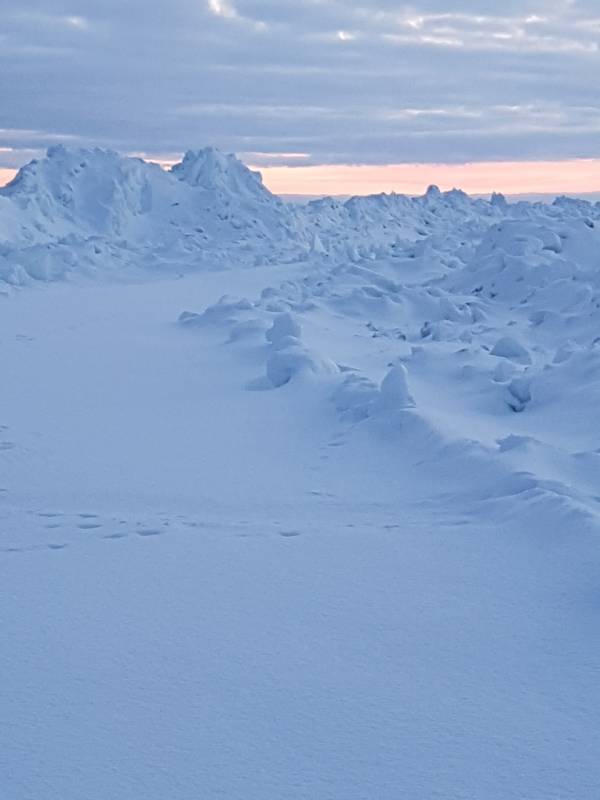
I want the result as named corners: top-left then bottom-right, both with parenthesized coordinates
top-left (508, 376), bottom-right (532, 412)
top-left (379, 364), bottom-right (415, 408)
top-left (266, 312), bottom-right (302, 347)
top-left (491, 336), bottom-right (531, 365)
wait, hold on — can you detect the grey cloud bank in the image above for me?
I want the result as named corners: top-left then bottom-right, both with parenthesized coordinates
top-left (1, 0), bottom-right (600, 169)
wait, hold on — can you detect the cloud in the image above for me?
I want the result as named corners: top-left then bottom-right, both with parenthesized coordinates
top-left (1, 0), bottom-right (600, 173)
top-left (208, 0), bottom-right (238, 19)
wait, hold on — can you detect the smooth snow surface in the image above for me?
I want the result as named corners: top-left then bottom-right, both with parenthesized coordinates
top-left (2, 148), bottom-right (600, 799)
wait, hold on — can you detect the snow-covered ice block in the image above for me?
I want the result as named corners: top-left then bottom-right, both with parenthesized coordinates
top-left (265, 312), bottom-right (302, 345)
top-left (508, 376), bottom-right (532, 412)
top-left (491, 336), bottom-right (532, 365)
top-left (378, 364), bottom-right (416, 409)
top-left (266, 343), bottom-right (338, 387)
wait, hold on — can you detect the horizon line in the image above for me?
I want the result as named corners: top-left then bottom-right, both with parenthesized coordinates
top-left (2, 157), bottom-right (600, 198)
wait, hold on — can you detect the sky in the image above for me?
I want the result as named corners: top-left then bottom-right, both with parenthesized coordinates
top-left (2, 0), bottom-right (600, 195)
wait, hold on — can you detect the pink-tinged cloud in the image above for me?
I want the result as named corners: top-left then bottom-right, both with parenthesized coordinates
top-left (0, 168), bottom-right (17, 186)
top-left (256, 159), bottom-right (600, 197)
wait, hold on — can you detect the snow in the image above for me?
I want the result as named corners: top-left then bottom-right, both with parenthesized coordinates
top-left (490, 335), bottom-right (532, 364)
top-left (378, 364), bottom-right (416, 408)
top-left (2, 146), bottom-right (600, 799)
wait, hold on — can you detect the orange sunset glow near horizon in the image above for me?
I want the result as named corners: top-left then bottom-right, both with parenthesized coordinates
top-left (257, 159), bottom-right (600, 198)
top-left (2, 158), bottom-right (600, 198)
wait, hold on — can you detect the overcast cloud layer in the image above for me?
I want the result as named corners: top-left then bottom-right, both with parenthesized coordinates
top-left (1, 0), bottom-right (600, 169)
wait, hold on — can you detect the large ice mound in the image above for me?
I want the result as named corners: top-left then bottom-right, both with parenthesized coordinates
top-left (3, 143), bottom-right (599, 287)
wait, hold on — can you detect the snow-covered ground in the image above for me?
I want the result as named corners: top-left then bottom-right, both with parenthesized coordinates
top-left (2, 148), bottom-right (600, 799)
